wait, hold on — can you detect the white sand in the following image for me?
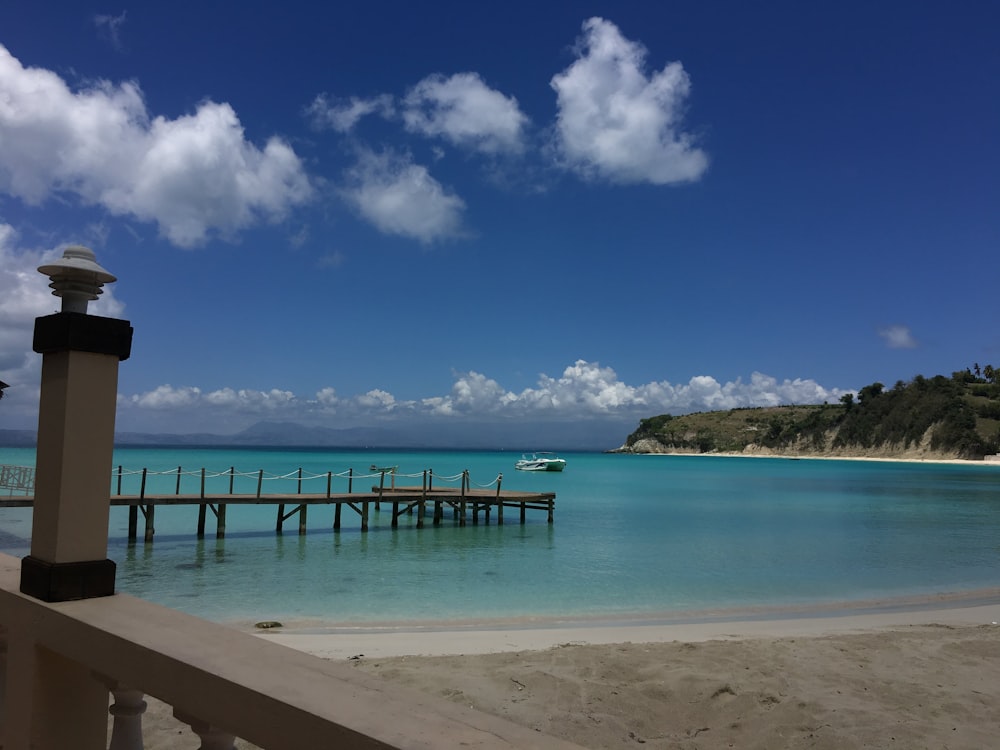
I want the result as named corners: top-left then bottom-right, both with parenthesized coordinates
top-left (137, 595), bottom-right (1000, 749)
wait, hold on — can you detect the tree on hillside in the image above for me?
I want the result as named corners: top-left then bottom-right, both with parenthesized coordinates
top-left (857, 382), bottom-right (884, 404)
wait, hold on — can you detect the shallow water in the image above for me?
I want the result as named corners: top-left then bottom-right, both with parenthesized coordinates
top-left (1, 447), bottom-right (998, 625)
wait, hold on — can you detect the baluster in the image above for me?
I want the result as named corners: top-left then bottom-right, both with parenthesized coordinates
top-left (175, 710), bottom-right (236, 750)
top-left (107, 684), bottom-right (147, 750)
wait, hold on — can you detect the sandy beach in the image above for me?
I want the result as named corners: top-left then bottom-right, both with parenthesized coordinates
top-left (136, 597), bottom-right (1000, 749)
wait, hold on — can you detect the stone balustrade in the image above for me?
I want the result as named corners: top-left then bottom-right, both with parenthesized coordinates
top-left (0, 552), bottom-right (582, 749)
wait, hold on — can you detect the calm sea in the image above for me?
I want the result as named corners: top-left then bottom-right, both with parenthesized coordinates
top-left (1, 446), bottom-right (998, 626)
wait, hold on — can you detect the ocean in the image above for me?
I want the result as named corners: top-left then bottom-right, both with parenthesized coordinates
top-left (1, 446), bottom-right (998, 627)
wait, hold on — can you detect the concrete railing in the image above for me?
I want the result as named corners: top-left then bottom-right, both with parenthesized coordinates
top-left (0, 553), bottom-right (582, 749)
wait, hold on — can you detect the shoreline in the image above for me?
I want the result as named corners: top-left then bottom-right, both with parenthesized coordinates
top-left (254, 589), bottom-right (1000, 659)
top-left (624, 450), bottom-right (1000, 465)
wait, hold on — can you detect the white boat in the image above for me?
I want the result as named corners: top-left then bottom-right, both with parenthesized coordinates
top-left (514, 452), bottom-right (567, 472)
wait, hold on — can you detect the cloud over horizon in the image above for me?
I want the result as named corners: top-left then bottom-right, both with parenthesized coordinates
top-left (95, 360), bottom-right (850, 438)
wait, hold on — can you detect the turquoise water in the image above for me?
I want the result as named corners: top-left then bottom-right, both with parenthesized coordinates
top-left (1, 446), bottom-right (998, 625)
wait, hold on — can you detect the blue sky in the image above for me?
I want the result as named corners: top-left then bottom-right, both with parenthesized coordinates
top-left (1, 1), bottom-right (998, 448)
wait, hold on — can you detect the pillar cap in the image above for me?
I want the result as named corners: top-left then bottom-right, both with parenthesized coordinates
top-left (38, 245), bottom-right (117, 314)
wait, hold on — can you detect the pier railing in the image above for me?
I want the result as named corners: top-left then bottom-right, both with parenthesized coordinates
top-left (0, 551), bottom-right (583, 749)
top-left (0, 464), bottom-right (34, 496)
top-left (0, 465), bottom-right (556, 541)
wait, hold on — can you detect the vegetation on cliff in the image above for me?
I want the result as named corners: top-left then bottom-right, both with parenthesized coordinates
top-left (618, 365), bottom-right (1000, 460)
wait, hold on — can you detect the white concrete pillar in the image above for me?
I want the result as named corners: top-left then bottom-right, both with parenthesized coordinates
top-left (7, 247), bottom-right (130, 750)
top-left (20, 247), bottom-right (132, 602)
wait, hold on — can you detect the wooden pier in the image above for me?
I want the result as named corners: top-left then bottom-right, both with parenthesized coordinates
top-left (0, 466), bottom-right (556, 543)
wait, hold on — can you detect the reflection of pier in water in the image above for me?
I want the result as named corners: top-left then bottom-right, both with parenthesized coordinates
top-left (0, 465), bottom-right (556, 543)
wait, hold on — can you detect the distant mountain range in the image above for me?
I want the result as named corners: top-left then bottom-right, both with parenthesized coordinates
top-left (0, 419), bottom-right (627, 451)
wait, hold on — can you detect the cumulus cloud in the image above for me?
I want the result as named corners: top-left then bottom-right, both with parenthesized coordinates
top-left (103, 360), bottom-right (850, 439)
top-left (315, 387), bottom-right (339, 406)
top-left (340, 148), bottom-right (465, 242)
top-left (434, 361), bottom-right (845, 417)
top-left (306, 93), bottom-right (395, 132)
top-left (201, 387), bottom-right (296, 409)
top-left (402, 73), bottom-right (529, 154)
top-left (357, 389), bottom-right (398, 409)
top-left (549, 17), bottom-right (708, 185)
top-left (878, 325), bottom-right (918, 349)
top-left (0, 44), bottom-right (312, 247)
top-left (128, 385), bottom-right (203, 409)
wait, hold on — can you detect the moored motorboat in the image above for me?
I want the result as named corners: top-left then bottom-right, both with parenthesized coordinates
top-left (514, 452), bottom-right (567, 472)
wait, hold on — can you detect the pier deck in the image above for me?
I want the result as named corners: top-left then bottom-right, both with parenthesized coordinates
top-left (0, 467), bottom-right (556, 542)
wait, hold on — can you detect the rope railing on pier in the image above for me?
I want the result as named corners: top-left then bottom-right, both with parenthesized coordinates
top-left (109, 466), bottom-right (504, 490)
top-left (2, 464), bottom-right (550, 540)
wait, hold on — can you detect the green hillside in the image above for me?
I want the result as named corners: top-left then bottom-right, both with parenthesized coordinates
top-left (616, 366), bottom-right (1000, 460)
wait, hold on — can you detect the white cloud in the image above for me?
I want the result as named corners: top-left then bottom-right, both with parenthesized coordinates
top-left (94, 11), bottom-right (128, 50)
top-left (402, 73), bottom-right (529, 154)
top-left (110, 360), bottom-right (848, 435)
top-left (878, 325), bottom-right (918, 349)
top-left (357, 389), bottom-right (397, 409)
top-left (306, 93), bottom-right (395, 132)
top-left (0, 44), bottom-right (313, 247)
top-left (315, 387), bottom-right (339, 406)
top-left (113, 361), bottom-right (845, 435)
top-left (550, 17), bottom-right (708, 185)
top-left (340, 148), bottom-right (465, 242)
top-left (128, 385), bottom-right (202, 409)
top-left (200, 387), bottom-right (295, 409)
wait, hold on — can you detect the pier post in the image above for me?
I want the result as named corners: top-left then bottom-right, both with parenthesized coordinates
top-left (417, 471), bottom-right (426, 529)
top-left (297, 468), bottom-right (307, 536)
top-left (496, 476), bottom-right (504, 526)
top-left (218, 466), bottom-right (233, 539)
top-left (197, 468), bottom-right (207, 538)
top-left (120, 465), bottom-right (139, 542)
top-left (140, 469), bottom-right (154, 543)
top-left (459, 471), bottom-right (467, 526)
